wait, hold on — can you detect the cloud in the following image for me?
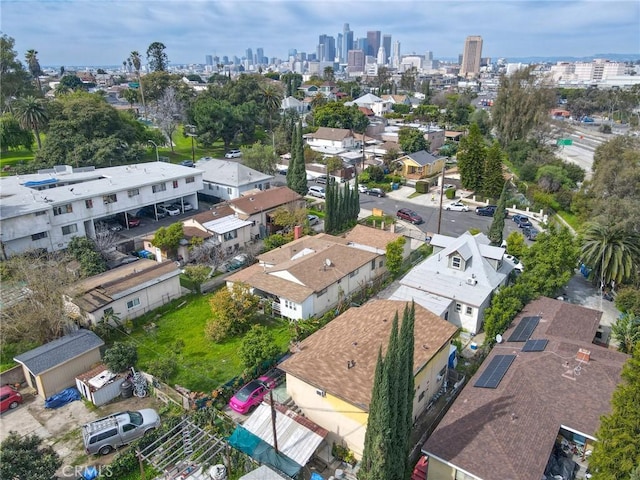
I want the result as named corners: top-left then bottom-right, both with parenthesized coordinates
top-left (2, 0), bottom-right (638, 65)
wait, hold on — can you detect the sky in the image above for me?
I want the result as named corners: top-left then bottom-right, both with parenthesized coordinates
top-left (3, 0), bottom-right (640, 66)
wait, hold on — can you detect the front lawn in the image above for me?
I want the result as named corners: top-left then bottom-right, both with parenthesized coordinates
top-left (128, 294), bottom-right (291, 392)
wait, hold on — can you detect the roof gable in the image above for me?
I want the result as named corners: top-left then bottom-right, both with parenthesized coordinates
top-left (230, 187), bottom-right (302, 215)
top-left (195, 158), bottom-right (273, 187)
top-left (402, 150), bottom-right (439, 167)
top-left (309, 127), bottom-right (353, 142)
top-left (14, 329), bottom-right (104, 375)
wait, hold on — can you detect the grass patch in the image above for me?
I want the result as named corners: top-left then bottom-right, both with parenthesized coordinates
top-left (126, 294), bottom-right (291, 392)
top-left (556, 210), bottom-right (581, 231)
top-left (361, 215), bottom-right (395, 229)
top-left (408, 191), bottom-right (424, 199)
top-left (308, 208), bottom-right (325, 218)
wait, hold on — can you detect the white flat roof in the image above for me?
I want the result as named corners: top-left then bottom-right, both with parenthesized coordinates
top-left (202, 215), bottom-right (252, 234)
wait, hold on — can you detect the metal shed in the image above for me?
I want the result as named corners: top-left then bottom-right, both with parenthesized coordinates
top-left (76, 363), bottom-right (125, 406)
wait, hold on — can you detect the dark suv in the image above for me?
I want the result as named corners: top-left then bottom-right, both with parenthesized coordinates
top-left (475, 205), bottom-right (497, 216)
top-left (397, 208), bottom-right (423, 224)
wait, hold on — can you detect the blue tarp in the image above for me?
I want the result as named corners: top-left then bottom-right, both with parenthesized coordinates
top-left (228, 426), bottom-right (301, 478)
top-left (44, 387), bottom-right (81, 409)
top-left (24, 178), bottom-right (58, 187)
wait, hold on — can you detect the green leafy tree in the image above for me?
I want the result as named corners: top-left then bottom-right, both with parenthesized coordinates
top-left (469, 108), bottom-right (491, 135)
top-left (287, 120), bottom-right (308, 196)
top-left (457, 123), bottom-right (486, 191)
top-left (146, 41), bottom-right (169, 72)
top-left (239, 325), bottom-right (281, 374)
top-left (324, 179), bottom-right (359, 234)
top-left (483, 141), bottom-right (505, 200)
top-left (67, 236), bottom-right (107, 277)
top-left (121, 88), bottom-right (139, 109)
top-left (326, 156), bottom-right (343, 176)
top-left (611, 313), bottom-right (640, 354)
top-left (241, 142), bottom-right (277, 174)
top-left (385, 236), bottom-right (406, 277)
top-left (580, 222), bottom-right (640, 286)
top-left (103, 342), bottom-right (138, 372)
top-left (488, 183), bottom-right (508, 246)
top-left (505, 230), bottom-right (527, 258)
top-left (0, 35), bottom-right (33, 109)
top-left (205, 283), bottom-right (260, 341)
top-left (0, 432), bottom-right (61, 480)
top-left (58, 74), bottom-right (84, 92)
top-left (152, 223), bottom-right (184, 254)
top-left (263, 233), bottom-right (292, 251)
top-left (271, 206), bottom-right (308, 232)
top-left (398, 127), bottom-right (429, 154)
top-left (13, 96), bottom-right (48, 149)
top-left (615, 288), bottom-right (640, 316)
top-left (589, 346), bottom-right (640, 479)
top-left (0, 113), bottom-right (34, 151)
top-left (312, 101), bottom-right (369, 131)
top-left (182, 265), bottom-right (211, 294)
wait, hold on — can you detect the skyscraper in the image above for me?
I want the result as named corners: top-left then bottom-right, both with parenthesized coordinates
top-left (343, 24), bottom-right (353, 63)
top-left (245, 48), bottom-right (253, 66)
top-left (377, 46), bottom-right (386, 66)
top-left (460, 35), bottom-right (483, 77)
top-left (337, 33), bottom-right (343, 63)
top-left (318, 34), bottom-right (336, 62)
top-left (382, 34), bottom-right (392, 65)
top-left (392, 41), bottom-right (401, 68)
top-left (347, 49), bottom-right (365, 73)
top-left (205, 55), bottom-right (213, 66)
top-left (256, 48), bottom-right (264, 64)
top-left (366, 30), bottom-right (381, 57)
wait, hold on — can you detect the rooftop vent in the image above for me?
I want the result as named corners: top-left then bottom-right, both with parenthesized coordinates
top-left (466, 277), bottom-right (478, 286)
top-left (347, 360), bottom-right (356, 369)
top-left (576, 348), bottom-right (591, 363)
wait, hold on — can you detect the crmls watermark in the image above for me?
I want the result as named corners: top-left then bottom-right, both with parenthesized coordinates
top-left (60, 465), bottom-right (113, 479)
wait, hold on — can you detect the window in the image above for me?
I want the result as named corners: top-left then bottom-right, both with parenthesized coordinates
top-left (172, 180), bottom-right (179, 188)
top-left (439, 366), bottom-right (447, 377)
top-left (226, 187), bottom-right (232, 195)
top-left (418, 391), bottom-right (425, 401)
top-left (452, 256), bottom-right (461, 269)
top-left (152, 183), bottom-right (166, 193)
top-left (35, 210), bottom-right (47, 216)
top-left (223, 230), bottom-right (238, 241)
top-left (186, 176), bottom-right (195, 184)
top-left (103, 307), bottom-right (114, 316)
top-left (122, 424), bottom-right (136, 432)
top-left (379, 260), bottom-right (384, 268)
top-left (455, 303), bottom-right (462, 313)
top-left (85, 199), bottom-right (93, 209)
top-left (126, 298), bottom-right (140, 309)
top-left (53, 204), bottom-right (73, 216)
top-left (62, 224), bottom-right (78, 235)
top-left (284, 299), bottom-right (297, 310)
top-left (349, 268), bottom-right (359, 278)
top-left (103, 194), bottom-right (117, 204)
top-left (128, 188), bottom-right (139, 197)
top-left (317, 288), bottom-right (327, 297)
top-left (371, 260), bottom-right (376, 270)
top-left (466, 306), bottom-right (473, 315)
top-left (31, 232), bottom-right (48, 241)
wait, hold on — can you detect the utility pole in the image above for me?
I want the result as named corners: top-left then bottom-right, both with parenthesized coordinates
top-left (185, 124), bottom-right (197, 163)
top-left (437, 164), bottom-right (445, 234)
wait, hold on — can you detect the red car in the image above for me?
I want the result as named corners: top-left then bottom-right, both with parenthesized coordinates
top-left (228, 369), bottom-right (283, 414)
top-left (0, 385), bottom-right (23, 413)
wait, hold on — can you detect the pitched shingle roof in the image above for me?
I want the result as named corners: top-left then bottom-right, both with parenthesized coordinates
top-left (279, 300), bottom-right (458, 409)
top-left (423, 297), bottom-right (628, 480)
top-left (230, 187), bottom-right (302, 215)
top-left (308, 127), bottom-right (353, 142)
top-left (189, 204), bottom-right (235, 225)
top-left (14, 329), bottom-right (104, 375)
top-left (195, 158), bottom-right (273, 187)
top-left (343, 224), bottom-right (402, 253)
top-left (401, 150), bottom-right (441, 167)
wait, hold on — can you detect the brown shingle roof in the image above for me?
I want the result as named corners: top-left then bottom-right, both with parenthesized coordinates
top-left (183, 226), bottom-right (213, 240)
top-left (343, 224), bottom-right (401, 252)
top-left (309, 127), bottom-right (353, 142)
top-left (257, 233), bottom-right (346, 266)
top-left (230, 187), bottom-right (302, 215)
top-left (189, 204), bottom-right (235, 224)
top-left (279, 300), bottom-right (457, 409)
top-left (423, 297), bottom-right (628, 480)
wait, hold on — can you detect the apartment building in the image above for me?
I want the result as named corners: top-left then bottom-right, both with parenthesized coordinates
top-left (0, 163), bottom-right (203, 258)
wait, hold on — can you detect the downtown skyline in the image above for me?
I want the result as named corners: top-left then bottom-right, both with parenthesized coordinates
top-left (3, 0), bottom-right (639, 67)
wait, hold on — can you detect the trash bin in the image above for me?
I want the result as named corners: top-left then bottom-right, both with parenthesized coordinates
top-left (392, 183), bottom-right (399, 190)
top-left (120, 380), bottom-right (133, 398)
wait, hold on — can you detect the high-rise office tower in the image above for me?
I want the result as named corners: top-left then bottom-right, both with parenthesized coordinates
top-left (245, 48), bottom-right (253, 65)
top-left (392, 41), bottom-right (401, 68)
top-left (256, 48), bottom-right (264, 64)
top-left (376, 47), bottom-right (386, 66)
top-left (337, 33), bottom-right (343, 62)
top-left (205, 55), bottom-right (213, 66)
top-left (357, 37), bottom-right (368, 54)
top-left (343, 24), bottom-right (353, 63)
top-left (460, 35), bottom-right (483, 77)
top-left (318, 34), bottom-right (336, 62)
top-left (288, 48), bottom-right (298, 58)
top-left (367, 30), bottom-right (381, 57)
top-left (347, 49), bottom-right (365, 72)
top-left (382, 34), bottom-right (392, 65)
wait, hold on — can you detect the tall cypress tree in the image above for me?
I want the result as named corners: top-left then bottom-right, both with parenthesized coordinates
top-left (457, 123), bottom-right (486, 191)
top-left (286, 122), bottom-right (298, 189)
top-left (288, 121), bottom-right (308, 196)
top-left (483, 140), bottom-right (506, 200)
top-left (385, 313), bottom-right (401, 480)
top-left (324, 179), bottom-right (335, 233)
top-left (396, 302), bottom-right (416, 480)
top-left (488, 182), bottom-right (508, 245)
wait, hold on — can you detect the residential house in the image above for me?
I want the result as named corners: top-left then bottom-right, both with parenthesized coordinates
top-left (343, 224), bottom-right (411, 261)
top-left (195, 157), bottom-right (273, 202)
top-left (14, 329), bottom-right (104, 399)
top-left (228, 186), bottom-right (305, 239)
top-left (423, 127), bottom-right (445, 152)
top-left (350, 93), bottom-right (392, 116)
top-left (298, 83), bottom-right (320, 97)
top-left (397, 150), bottom-right (446, 179)
top-left (181, 204), bottom-right (253, 256)
top-left (381, 94), bottom-right (412, 106)
top-left (63, 259), bottom-right (182, 326)
top-left (279, 299), bottom-right (458, 459)
top-left (0, 163), bottom-right (203, 258)
top-left (422, 297), bottom-right (628, 480)
top-left (444, 131), bottom-right (464, 142)
top-left (226, 231), bottom-right (392, 320)
top-left (305, 127), bottom-right (356, 154)
top-left (389, 232), bottom-right (512, 334)
top-left (281, 96), bottom-right (309, 115)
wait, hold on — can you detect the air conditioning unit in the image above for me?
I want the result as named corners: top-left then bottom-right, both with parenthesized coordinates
top-left (316, 389), bottom-right (326, 397)
top-left (466, 277), bottom-right (477, 286)
top-left (436, 375), bottom-right (444, 382)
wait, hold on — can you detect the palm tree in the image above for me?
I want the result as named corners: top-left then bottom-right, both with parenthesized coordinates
top-left (128, 51), bottom-right (146, 119)
top-left (25, 49), bottom-right (43, 93)
top-left (581, 222), bottom-right (640, 286)
top-left (14, 96), bottom-right (47, 149)
top-left (261, 83), bottom-right (283, 156)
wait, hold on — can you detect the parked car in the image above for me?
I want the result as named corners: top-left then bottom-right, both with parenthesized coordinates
top-left (83, 409), bottom-right (160, 455)
top-left (397, 208), bottom-right (423, 224)
top-left (513, 215), bottom-right (532, 229)
top-left (226, 253), bottom-right (249, 272)
top-left (0, 385), bottom-right (23, 413)
top-left (523, 227), bottom-right (539, 241)
top-left (445, 201), bottom-right (469, 212)
top-left (504, 254), bottom-right (524, 272)
top-left (366, 188), bottom-right (386, 197)
top-left (98, 220), bottom-right (123, 232)
top-left (137, 206), bottom-right (166, 219)
top-left (179, 160), bottom-right (195, 167)
top-left (118, 214), bottom-right (141, 228)
top-left (307, 214), bottom-right (320, 226)
top-left (475, 205), bottom-right (497, 216)
top-left (358, 184), bottom-right (369, 194)
top-left (228, 369), bottom-right (283, 414)
top-left (158, 204), bottom-right (180, 216)
top-left (315, 175), bottom-right (328, 184)
top-left (277, 168), bottom-right (288, 175)
top-left (308, 186), bottom-right (326, 198)
top-left (180, 202), bottom-right (194, 212)
top-left (224, 150), bottom-right (242, 158)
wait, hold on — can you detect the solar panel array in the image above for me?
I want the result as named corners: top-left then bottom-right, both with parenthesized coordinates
top-left (507, 316), bottom-right (540, 342)
top-left (522, 339), bottom-right (548, 352)
top-left (474, 355), bottom-right (516, 389)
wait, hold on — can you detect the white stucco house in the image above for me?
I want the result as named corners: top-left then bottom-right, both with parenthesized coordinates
top-left (305, 127), bottom-right (356, 153)
top-left (389, 232), bottom-right (514, 334)
top-left (350, 93), bottom-right (392, 116)
top-left (195, 157), bottom-right (273, 202)
top-left (280, 96), bottom-right (309, 115)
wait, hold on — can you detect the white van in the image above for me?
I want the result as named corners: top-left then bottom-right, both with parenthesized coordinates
top-left (308, 186), bottom-right (325, 198)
